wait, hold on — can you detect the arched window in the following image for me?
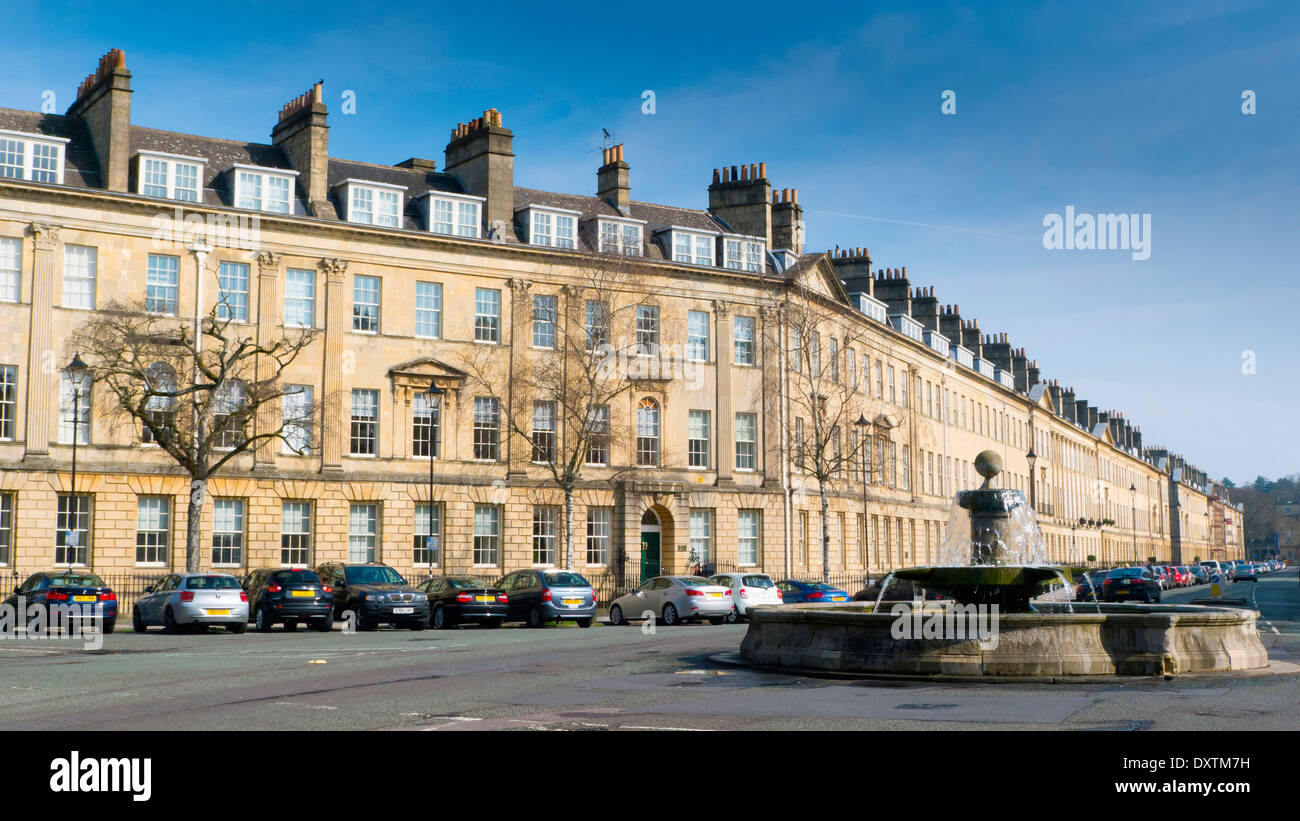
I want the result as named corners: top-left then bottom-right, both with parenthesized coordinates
top-left (142, 362), bottom-right (176, 445)
top-left (636, 397), bottom-right (660, 467)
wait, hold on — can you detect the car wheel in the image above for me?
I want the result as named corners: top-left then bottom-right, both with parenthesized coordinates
top-left (255, 605), bottom-right (274, 632)
top-left (163, 607), bottom-right (178, 635)
top-left (132, 607), bottom-right (146, 633)
top-left (313, 612), bottom-right (334, 632)
top-left (662, 604), bottom-right (679, 626)
top-left (608, 605), bottom-right (625, 626)
top-left (708, 616), bottom-right (726, 625)
top-left (228, 621), bottom-right (247, 634)
top-left (576, 618), bottom-right (593, 629)
top-left (527, 607), bottom-right (545, 628)
top-left (431, 606), bottom-right (447, 630)
top-left (102, 617), bottom-right (116, 635)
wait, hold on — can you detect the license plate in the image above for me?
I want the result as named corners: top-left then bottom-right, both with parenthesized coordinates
top-left (706, 592), bottom-right (722, 598)
top-left (73, 595), bottom-right (96, 602)
top-left (475, 595), bottom-right (494, 602)
top-left (832, 596), bottom-right (847, 601)
top-left (393, 607), bottom-right (414, 615)
top-left (290, 590), bottom-right (314, 598)
top-left (1116, 590), bottom-right (1129, 596)
top-left (206, 609), bottom-right (230, 616)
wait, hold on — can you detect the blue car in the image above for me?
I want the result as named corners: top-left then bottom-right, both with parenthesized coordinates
top-left (776, 579), bottom-right (851, 603)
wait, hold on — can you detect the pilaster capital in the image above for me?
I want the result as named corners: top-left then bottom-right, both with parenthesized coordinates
top-left (257, 251), bottom-right (282, 275)
top-left (318, 257), bottom-right (348, 284)
top-left (28, 222), bottom-right (60, 251)
top-left (711, 299), bottom-right (731, 317)
top-left (508, 278), bottom-right (532, 293)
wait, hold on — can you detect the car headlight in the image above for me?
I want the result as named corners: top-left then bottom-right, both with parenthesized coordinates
top-left (412, 593), bottom-right (427, 601)
top-left (364, 594), bottom-right (382, 602)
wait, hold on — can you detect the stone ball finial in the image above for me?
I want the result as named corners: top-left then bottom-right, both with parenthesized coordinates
top-left (974, 450), bottom-right (1003, 489)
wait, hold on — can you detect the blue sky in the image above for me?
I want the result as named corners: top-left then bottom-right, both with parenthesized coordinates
top-left (4, 0), bottom-right (1297, 482)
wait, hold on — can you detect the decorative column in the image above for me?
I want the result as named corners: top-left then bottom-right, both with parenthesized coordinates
top-left (506, 278), bottom-right (531, 478)
top-left (759, 304), bottom-right (782, 488)
top-left (712, 299), bottom-right (734, 487)
top-left (319, 257), bottom-right (348, 473)
top-left (23, 223), bottom-right (60, 461)
top-left (253, 251), bottom-right (282, 468)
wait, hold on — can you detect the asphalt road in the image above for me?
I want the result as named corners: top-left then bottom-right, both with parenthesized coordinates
top-left (1, 570), bottom-right (1296, 731)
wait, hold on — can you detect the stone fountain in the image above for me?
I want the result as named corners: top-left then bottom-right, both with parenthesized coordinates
top-left (739, 450), bottom-right (1269, 677)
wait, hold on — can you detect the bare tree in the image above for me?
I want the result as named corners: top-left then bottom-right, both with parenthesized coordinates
top-left (460, 251), bottom-right (657, 570)
top-left (67, 295), bottom-right (318, 571)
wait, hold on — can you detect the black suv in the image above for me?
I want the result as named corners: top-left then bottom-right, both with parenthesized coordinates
top-left (316, 562), bottom-right (429, 631)
top-left (243, 567), bottom-right (334, 632)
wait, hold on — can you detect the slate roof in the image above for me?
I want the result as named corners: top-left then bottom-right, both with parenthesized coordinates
top-left (0, 108), bottom-right (101, 188)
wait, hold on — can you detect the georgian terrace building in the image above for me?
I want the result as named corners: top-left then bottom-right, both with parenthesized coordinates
top-left (0, 50), bottom-right (1237, 585)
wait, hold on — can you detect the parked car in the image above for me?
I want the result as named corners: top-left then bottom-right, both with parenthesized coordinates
top-left (1199, 560), bottom-right (1229, 583)
top-left (419, 576), bottom-right (509, 629)
top-left (1235, 563), bottom-right (1259, 582)
top-left (1188, 565), bottom-right (1210, 585)
top-left (1171, 566), bottom-right (1192, 588)
top-left (495, 569), bottom-right (596, 628)
top-left (3, 571), bottom-right (118, 633)
top-left (1149, 565), bottom-right (1171, 589)
top-left (708, 572), bottom-right (782, 622)
top-left (776, 579), bottom-right (852, 603)
top-left (133, 573), bottom-right (248, 633)
top-left (853, 577), bottom-right (945, 602)
top-left (1075, 570), bottom-right (1110, 602)
top-left (315, 562), bottom-right (428, 631)
top-left (1102, 567), bottom-right (1161, 603)
top-left (607, 575), bottom-right (733, 626)
top-left (243, 567), bottom-right (334, 632)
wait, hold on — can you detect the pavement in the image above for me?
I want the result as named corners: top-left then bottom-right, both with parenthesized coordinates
top-left (0, 569), bottom-right (1295, 731)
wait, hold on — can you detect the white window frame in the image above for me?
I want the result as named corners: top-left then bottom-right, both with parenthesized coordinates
top-left (135, 496), bottom-right (170, 566)
top-left (689, 509), bottom-right (713, 563)
top-left (62, 245), bottom-right (96, 310)
top-left (688, 409), bottom-right (710, 469)
top-left (0, 129), bottom-right (69, 184)
top-left (687, 310), bottom-right (710, 362)
top-left (670, 228), bottom-right (717, 266)
top-left (280, 501), bottom-right (312, 567)
top-left (415, 281), bottom-right (442, 339)
top-left (284, 268), bottom-right (316, 328)
top-left (352, 274), bottom-right (381, 333)
top-left (421, 192), bottom-right (483, 238)
top-left (282, 384), bottom-right (313, 455)
top-left (135, 151), bottom-right (204, 202)
top-left (722, 235), bottom-right (765, 272)
top-left (212, 498), bottom-right (245, 567)
top-left (340, 179), bottom-right (406, 228)
top-left (0, 236), bottom-right (21, 303)
top-left (473, 504), bottom-right (500, 566)
top-left (474, 287), bottom-right (500, 343)
top-left (586, 507), bottom-right (611, 566)
top-left (532, 505), bottom-right (559, 566)
top-left (522, 206), bottom-right (580, 248)
top-left (735, 412), bottom-right (758, 471)
top-left (231, 164), bottom-right (296, 214)
top-left (348, 502), bottom-right (379, 563)
top-left (145, 254), bottom-right (180, 315)
top-left (597, 217), bottom-right (646, 256)
top-left (738, 510), bottom-right (761, 566)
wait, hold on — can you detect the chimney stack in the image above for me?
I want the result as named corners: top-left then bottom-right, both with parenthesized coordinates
top-left (271, 81), bottom-right (333, 218)
top-left (831, 247), bottom-right (873, 295)
top-left (1027, 359), bottom-right (1041, 390)
top-left (771, 184), bottom-right (804, 254)
top-left (959, 317), bottom-right (983, 357)
top-left (911, 285), bottom-right (940, 332)
top-left (66, 48), bottom-right (132, 192)
top-left (597, 143), bottom-right (630, 213)
top-left (1012, 347), bottom-right (1031, 394)
top-left (873, 267), bottom-right (912, 316)
top-left (445, 108), bottom-right (514, 238)
top-left (708, 163), bottom-right (772, 246)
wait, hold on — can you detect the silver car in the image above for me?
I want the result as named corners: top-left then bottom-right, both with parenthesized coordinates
top-left (132, 572), bottom-right (249, 633)
top-left (607, 575), bottom-right (734, 626)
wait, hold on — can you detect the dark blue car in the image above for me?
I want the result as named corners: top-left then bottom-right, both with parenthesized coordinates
top-left (775, 579), bottom-right (851, 603)
top-left (2, 571), bottom-right (118, 633)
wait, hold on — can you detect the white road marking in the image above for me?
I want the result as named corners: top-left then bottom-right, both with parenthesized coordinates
top-left (274, 701), bottom-right (338, 710)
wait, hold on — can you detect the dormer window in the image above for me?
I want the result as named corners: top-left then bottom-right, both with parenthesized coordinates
top-left (522, 206), bottom-right (579, 248)
top-left (232, 165), bottom-right (295, 214)
top-left (339, 180), bottom-right (405, 228)
top-left (136, 151), bottom-right (204, 202)
top-left (598, 218), bottom-right (644, 256)
top-left (722, 236), bottom-right (765, 273)
top-left (669, 228), bottom-right (716, 266)
top-left (0, 129), bottom-right (68, 184)
top-left (420, 192), bottom-right (482, 238)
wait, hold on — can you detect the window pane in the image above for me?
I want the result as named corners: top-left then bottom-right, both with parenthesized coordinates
top-left (285, 268), bottom-right (316, 328)
top-left (415, 281), bottom-right (442, 338)
top-left (281, 502), bottom-right (312, 566)
top-left (474, 288), bottom-right (500, 342)
top-left (689, 510), bottom-right (712, 564)
top-left (146, 254), bottom-right (179, 315)
top-left (473, 397), bottom-right (499, 460)
top-left (533, 506), bottom-right (558, 565)
top-left (413, 503), bottom-right (441, 566)
top-left (586, 508), bottom-right (611, 565)
top-left (349, 503), bottom-right (378, 563)
top-left (63, 245), bottom-right (96, 310)
top-left (135, 496), bottom-right (170, 564)
top-left (353, 274), bottom-right (380, 332)
top-left (687, 311), bottom-right (709, 362)
top-left (734, 316), bottom-right (755, 365)
top-left (350, 389), bottom-right (378, 455)
top-left (738, 510), bottom-right (760, 565)
top-left (216, 262), bottom-right (249, 322)
top-left (532, 294), bottom-right (557, 348)
top-left (473, 505), bottom-right (499, 565)
top-left (0, 365), bottom-right (16, 440)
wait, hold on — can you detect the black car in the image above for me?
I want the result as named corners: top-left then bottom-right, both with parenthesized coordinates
top-left (1101, 567), bottom-right (1162, 603)
top-left (419, 576), bottom-right (509, 629)
top-left (315, 562), bottom-right (429, 631)
top-left (494, 569), bottom-right (596, 628)
top-left (243, 567), bottom-right (334, 632)
top-left (1074, 570), bottom-right (1110, 602)
top-left (3, 571), bottom-right (118, 633)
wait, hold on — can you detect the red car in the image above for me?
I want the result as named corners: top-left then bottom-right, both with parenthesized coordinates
top-left (1170, 566), bottom-right (1191, 587)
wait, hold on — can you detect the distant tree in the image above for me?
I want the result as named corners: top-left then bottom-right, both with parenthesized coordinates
top-left (1220, 477), bottom-right (1236, 489)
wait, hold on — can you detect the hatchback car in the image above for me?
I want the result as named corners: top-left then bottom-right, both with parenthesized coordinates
top-left (608, 575), bottom-right (733, 626)
top-left (316, 562), bottom-right (428, 630)
top-left (420, 576), bottom-right (509, 629)
top-left (776, 579), bottom-right (851, 603)
top-left (1101, 567), bottom-right (1161, 603)
top-left (709, 572), bottom-right (782, 622)
top-left (133, 573), bottom-right (248, 633)
top-left (243, 567), bottom-right (334, 632)
top-left (3, 571), bottom-right (118, 633)
top-left (495, 569), bottom-right (596, 628)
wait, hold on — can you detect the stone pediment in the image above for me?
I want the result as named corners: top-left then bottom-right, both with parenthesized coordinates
top-left (387, 357), bottom-right (468, 395)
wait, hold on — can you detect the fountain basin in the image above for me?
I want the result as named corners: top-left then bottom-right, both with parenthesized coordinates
top-left (891, 565), bottom-right (1086, 611)
top-left (739, 602), bottom-right (1269, 677)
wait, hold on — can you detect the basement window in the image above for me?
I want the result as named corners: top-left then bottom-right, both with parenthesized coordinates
top-left (0, 129), bottom-right (68, 184)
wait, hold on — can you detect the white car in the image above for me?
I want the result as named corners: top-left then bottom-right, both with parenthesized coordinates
top-left (709, 572), bottom-right (783, 622)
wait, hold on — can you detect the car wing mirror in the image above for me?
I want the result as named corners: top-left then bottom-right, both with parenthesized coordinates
top-left (143, 585), bottom-right (154, 593)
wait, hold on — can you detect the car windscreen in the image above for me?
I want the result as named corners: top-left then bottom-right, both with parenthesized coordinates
top-left (742, 575), bottom-right (774, 588)
top-left (185, 576), bottom-right (241, 589)
top-left (346, 566), bottom-right (406, 585)
top-left (47, 573), bottom-right (107, 587)
top-left (544, 572), bottom-right (590, 587)
top-left (272, 570), bottom-right (320, 585)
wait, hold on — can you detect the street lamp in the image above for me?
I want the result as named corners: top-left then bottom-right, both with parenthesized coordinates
top-left (66, 353), bottom-right (91, 568)
top-left (1129, 483), bottom-right (1138, 564)
top-left (425, 382), bottom-right (444, 580)
top-left (1025, 448), bottom-right (1038, 511)
top-left (854, 414), bottom-right (872, 572)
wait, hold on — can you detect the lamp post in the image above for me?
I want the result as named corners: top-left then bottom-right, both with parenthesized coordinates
top-left (1026, 448), bottom-right (1038, 511)
top-left (854, 414), bottom-right (872, 573)
top-left (1129, 483), bottom-right (1138, 564)
top-left (425, 382), bottom-right (444, 580)
top-left (66, 353), bottom-right (90, 568)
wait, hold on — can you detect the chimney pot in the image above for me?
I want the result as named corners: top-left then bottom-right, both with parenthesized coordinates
top-left (759, 162), bottom-right (767, 178)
